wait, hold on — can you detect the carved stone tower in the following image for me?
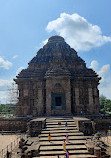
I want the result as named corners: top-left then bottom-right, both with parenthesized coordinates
top-left (14, 35), bottom-right (100, 117)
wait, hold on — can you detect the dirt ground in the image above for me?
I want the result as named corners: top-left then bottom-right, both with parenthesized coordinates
top-left (101, 133), bottom-right (111, 157)
top-left (0, 134), bottom-right (19, 152)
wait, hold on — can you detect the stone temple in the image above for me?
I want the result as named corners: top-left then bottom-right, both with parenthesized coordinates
top-left (14, 35), bottom-right (100, 117)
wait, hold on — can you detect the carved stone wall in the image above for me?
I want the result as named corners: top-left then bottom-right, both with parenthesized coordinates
top-left (14, 35), bottom-right (100, 117)
top-left (0, 117), bottom-right (29, 132)
top-left (46, 78), bottom-right (71, 116)
top-left (15, 80), bottom-right (45, 117)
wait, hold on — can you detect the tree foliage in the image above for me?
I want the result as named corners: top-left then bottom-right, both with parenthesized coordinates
top-left (99, 95), bottom-right (111, 113)
top-left (0, 104), bottom-right (16, 114)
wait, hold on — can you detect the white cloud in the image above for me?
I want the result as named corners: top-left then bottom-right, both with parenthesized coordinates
top-left (0, 91), bottom-right (7, 99)
top-left (0, 79), bottom-right (12, 87)
top-left (0, 91), bottom-right (7, 104)
top-left (16, 66), bottom-right (24, 76)
top-left (99, 83), bottom-right (111, 99)
top-left (98, 64), bottom-right (110, 83)
top-left (0, 56), bottom-right (12, 69)
top-left (46, 13), bottom-right (111, 51)
top-left (0, 78), bottom-right (18, 104)
top-left (98, 64), bottom-right (110, 77)
top-left (89, 60), bottom-right (111, 99)
top-left (12, 55), bottom-right (18, 59)
top-left (89, 60), bottom-right (99, 71)
top-left (0, 79), bottom-right (14, 104)
top-left (42, 39), bottom-right (48, 46)
top-left (0, 66), bottom-right (23, 104)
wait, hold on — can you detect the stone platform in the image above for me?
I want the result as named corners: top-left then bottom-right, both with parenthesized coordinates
top-left (38, 117), bottom-right (97, 158)
top-left (11, 117), bottom-right (98, 158)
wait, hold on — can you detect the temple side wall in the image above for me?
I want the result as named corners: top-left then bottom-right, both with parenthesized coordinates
top-left (72, 80), bottom-right (99, 115)
top-left (16, 80), bottom-right (45, 117)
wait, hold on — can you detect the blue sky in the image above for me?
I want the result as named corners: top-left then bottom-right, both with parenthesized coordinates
top-left (0, 0), bottom-right (111, 103)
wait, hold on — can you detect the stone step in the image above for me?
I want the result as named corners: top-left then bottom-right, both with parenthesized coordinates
top-left (46, 124), bottom-right (76, 128)
top-left (39, 136), bottom-right (88, 141)
top-left (46, 120), bottom-right (74, 123)
top-left (43, 127), bottom-right (78, 131)
top-left (46, 118), bottom-right (75, 123)
top-left (41, 129), bottom-right (79, 134)
top-left (46, 118), bottom-right (74, 122)
top-left (46, 117), bottom-right (73, 119)
top-left (40, 140), bottom-right (86, 146)
top-left (39, 132), bottom-right (83, 137)
top-left (39, 149), bottom-right (92, 156)
top-left (38, 118), bottom-right (96, 158)
top-left (34, 155), bottom-right (97, 158)
top-left (46, 122), bottom-right (76, 125)
top-left (40, 144), bottom-right (87, 151)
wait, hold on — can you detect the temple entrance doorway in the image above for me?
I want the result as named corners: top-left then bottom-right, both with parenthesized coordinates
top-left (55, 96), bottom-right (62, 109)
top-left (51, 92), bottom-right (66, 110)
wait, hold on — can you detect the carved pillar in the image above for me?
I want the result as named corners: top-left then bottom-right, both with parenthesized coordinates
top-left (46, 80), bottom-right (51, 115)
top-left (37, 87), bottom-right (44, 116)
top-left (88, 87), bottom-right (93, 113)
top-left (94, 87), bottom-right (99, 113)
top-left (32, 83), bottom-right (39, 116)
top-left (75, 87), bottom-right (79, 114)
top-left (65, 79), bottom-right (71, 115)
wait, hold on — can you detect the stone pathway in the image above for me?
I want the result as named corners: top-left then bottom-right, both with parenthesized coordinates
top-left (35, 117), bottom-right (97, 158)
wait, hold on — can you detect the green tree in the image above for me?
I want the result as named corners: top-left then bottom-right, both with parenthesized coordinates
top-left (0, 104), bottom-right (16, 114)
top-left (99, 95), bottom-right (111, 113)
top-left (104, 99), bottom-right (111, 112)
top-left (99, 95), bottom-right (106, 111)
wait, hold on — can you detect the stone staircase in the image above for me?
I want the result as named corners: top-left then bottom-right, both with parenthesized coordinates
top-left (35, 117), bottom-right (97, 158)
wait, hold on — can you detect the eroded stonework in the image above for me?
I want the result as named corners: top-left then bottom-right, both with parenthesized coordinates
top-left (14, 36), bottom-right (101, 116)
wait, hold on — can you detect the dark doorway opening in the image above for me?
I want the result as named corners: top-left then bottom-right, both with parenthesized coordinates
top-left (55, 97), bottom-right (62, 106)
top-left (51, 92), bottom-right (66, 110)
